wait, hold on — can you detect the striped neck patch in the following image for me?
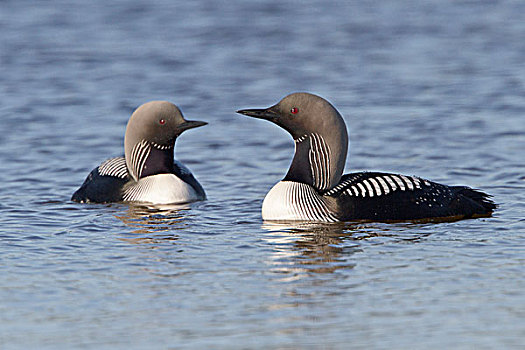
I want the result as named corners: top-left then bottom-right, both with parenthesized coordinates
top-left (127, 139), bottom-right (151, 181)
top-left (308, 133), bottom-right (332, 191)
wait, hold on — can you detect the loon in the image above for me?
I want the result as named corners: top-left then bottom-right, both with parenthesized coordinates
top-left (237, 92), bottom-right (496, 222)
top-left (72, 101), bottom-right (206, 204)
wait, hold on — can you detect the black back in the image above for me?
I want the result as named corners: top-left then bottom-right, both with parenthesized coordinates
top-left (71, 166), bottom-right (130, 203)
top-left (324, 172), bottom-right (495, 221)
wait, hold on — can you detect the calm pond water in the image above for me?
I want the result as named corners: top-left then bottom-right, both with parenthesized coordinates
top-left (1, 1), bottom-right (524, 349)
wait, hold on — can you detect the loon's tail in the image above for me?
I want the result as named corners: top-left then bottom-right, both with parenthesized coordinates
top-left (453, 187), bottom-right (497, 217)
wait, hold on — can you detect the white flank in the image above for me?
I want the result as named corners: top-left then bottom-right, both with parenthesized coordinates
top-left (123, 173), bottom-right (203, 204)
top-left (262, 181), bottom-right (337, 222)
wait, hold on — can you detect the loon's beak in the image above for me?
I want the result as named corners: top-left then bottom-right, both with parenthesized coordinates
top-left (177, 120), bottom-right (207, 132)
top-left (236, 106), bottom-right (280, 121)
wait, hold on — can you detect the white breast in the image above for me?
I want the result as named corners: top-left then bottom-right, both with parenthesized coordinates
top-left (262, 181), bottom-right (337, 222)
top-left (123, 173), bottom-right (203, 205)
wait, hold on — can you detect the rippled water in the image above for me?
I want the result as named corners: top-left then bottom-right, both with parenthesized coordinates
top-left (1, 1), bottom-right (524, 349)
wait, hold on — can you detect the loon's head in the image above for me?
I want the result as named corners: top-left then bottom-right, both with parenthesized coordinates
top-left (124, 101), bottom-right (207, 181)
top-left (237, 92), bottom-right (348, 190)
top-left (237, 93), bottom-right (344, 140)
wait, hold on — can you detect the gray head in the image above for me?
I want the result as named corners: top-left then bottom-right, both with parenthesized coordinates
top-left (237, 92), bottom-right (348, 191)
top-left (124, 101), bottom-right (207, 181)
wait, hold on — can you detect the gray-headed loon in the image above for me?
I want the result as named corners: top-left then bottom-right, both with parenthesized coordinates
top-left (237, 92), bottom-right (495, 222)
top-left (72, 101), bottom-right (206, 204)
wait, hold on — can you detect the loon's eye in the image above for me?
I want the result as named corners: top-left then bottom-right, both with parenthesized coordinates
top-left (159, 119), bottom-right (166, 125)
top-left (291, 107), bottom-right (299, 115)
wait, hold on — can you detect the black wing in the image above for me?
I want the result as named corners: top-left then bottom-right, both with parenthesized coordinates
top-left (71, 157), bottom-right (130, 203)
top-left (323, 172), bottom-right (495, 221)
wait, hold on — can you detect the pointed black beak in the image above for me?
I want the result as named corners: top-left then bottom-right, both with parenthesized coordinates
top-left (177, 120), bottom-right (207, 133)
top-left (236, 106), bottom-right (280, 121)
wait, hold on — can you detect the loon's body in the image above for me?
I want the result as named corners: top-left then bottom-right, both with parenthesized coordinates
top-left (72, 101), bottom-right (206, 204)
top-left (237, 93), bottom-right (495, 222)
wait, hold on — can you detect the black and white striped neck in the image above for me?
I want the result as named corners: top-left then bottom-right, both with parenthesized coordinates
top-left (126, 139), bottom-right (176, 181)
top-left (283, 132), bottom-right (343, 192)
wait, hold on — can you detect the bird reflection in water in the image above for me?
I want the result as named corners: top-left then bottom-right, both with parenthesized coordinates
top-left (261, 221), bottom-right (430, 276)
top-left (115, 202), bottom-right (191, 243)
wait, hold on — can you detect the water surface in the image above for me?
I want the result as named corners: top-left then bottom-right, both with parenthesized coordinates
top-left (1, 1), bottom-right (524, 349)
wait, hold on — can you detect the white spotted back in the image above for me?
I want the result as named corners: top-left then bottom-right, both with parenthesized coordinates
top-left (324, 173), bottom-right (430, 198)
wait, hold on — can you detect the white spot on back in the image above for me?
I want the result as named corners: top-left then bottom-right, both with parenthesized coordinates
top-left (375, 177), bottom-right (390, 194)
top-left (400, 175), bottom-right (414, 190)
top-left (362, 179), bottom-right (375, 197)
top-left (383, 175), bottom-right (398, 190)
top-left (325, 173), bottom-right (431, 200)
top-left (411, 176), bottom-right (422, 189)
top-left (368, 177), bottom-right (383, 196)
top-left (357, 183), bottom-right (367, 197)
top-left (391, 175), bottom-right (406, 190)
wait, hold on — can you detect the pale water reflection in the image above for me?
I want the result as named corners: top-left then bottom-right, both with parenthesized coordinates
top-left (261, 221), bottom-right (432, 276)
top-left (115, 203), bottom-right (190, 234)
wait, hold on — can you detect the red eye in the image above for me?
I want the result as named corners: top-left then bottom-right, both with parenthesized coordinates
top-left (159, 119), bottom-right (166, 125)
top-left (291, 107), bottom-right (299, 114)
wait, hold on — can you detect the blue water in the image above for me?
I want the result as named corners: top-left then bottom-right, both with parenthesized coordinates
top-left (1, 1), bottom-right (524, 349)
